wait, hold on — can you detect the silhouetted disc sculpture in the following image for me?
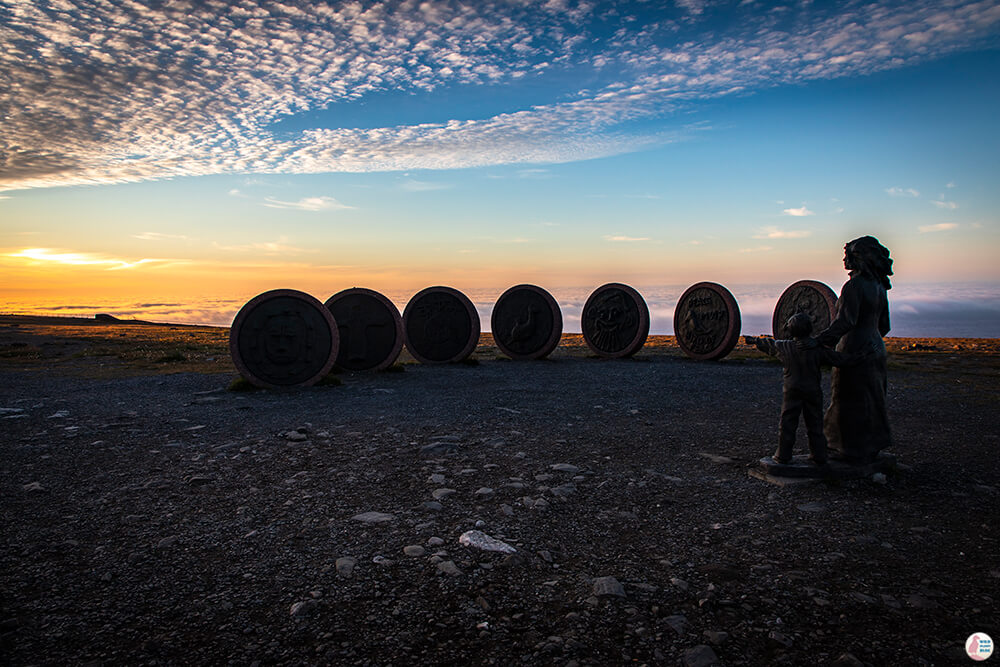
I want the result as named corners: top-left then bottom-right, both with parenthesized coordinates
top-left (673, 282), bottom-right (742, 360)
top-left (324, 288), bottom-right (403, 372)
top-left (491, 284), bottom-right (563, 360)
top-left (403, 286), bottom-right (480, 364)
top-left (230, 289), bottom-right (339, 389)
top-left (581, 283), bottom-right (650, 358)
top-left (772, 280), bottom-right (838, 340)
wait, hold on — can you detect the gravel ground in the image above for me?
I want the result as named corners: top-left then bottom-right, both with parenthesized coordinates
top-left (2, 346), bottom-right (999, 665)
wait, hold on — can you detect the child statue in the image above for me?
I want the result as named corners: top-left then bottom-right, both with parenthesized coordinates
top-left (745, 313), bottom-right (870, 466)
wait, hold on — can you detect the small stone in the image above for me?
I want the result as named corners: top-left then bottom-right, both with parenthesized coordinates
top-left (422, 501), bottom-right (443, 512)
top-left (459, 530), bottom-right (517, 553)
top-left (550, 463), bottom-right (580, 474)
top-left (22, 482), bottom-right (46, 493)
top-left (428, 474), bottom-right (446, 484)
top-left (290, 600), bottom-right (319, 616)
top-left (671, 577), bottom-right (690, 592)
top-left (431, 488), bottom-right (457, 500)
top-left (871, 472), bottom-right (887, 484)
top-left (427, 537), bottom-right (445, 547)
top-left (156, 536), bottom-right (179, 549)
top-left (683, 644), bottom-right (720, 667)
top-left (767, 630), bottom-right (793, 648)
top-left (664, 614), bottom-right (688, 635)
top-left (832, 653), bottom-right (865, 667)
top-left (592, 576), bottom-right (626, 598)
top-left (185, 475), bottom-right (214, 486)
top-left (501, 504), bottom-right (514, 516)
top-left (437, 560), bottom-right (461, 576)
top-left (403, 545), bottom-right (426, 557)
top-left (474, 487), bottom-right (494, 499)
top-left (351, 511), bottom-right (395, 523)
top-left (796, 502), bottom-right (826, 513)
top-left (284, 431), bottom-right (308, 442)
top-left (335, 557), bottom-right (356, 578)
top-left (703, 631), bottom-right (729, 645)
top-left (533, 498), bottom-right (550, 510)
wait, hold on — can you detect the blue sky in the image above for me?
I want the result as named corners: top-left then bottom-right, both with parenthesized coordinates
top-left (1, 0), bottom-right (998, 328)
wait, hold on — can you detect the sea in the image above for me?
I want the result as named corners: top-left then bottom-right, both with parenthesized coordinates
top-left (3, 282), bottom-right (999, 339)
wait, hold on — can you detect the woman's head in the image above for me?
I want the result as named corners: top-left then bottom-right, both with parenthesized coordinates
top-left (845, 236), bottom-right (893, 290)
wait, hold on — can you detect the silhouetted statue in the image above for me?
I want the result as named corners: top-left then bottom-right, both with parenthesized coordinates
top-left (817, 236), bottom-right (893, 464)
top-left (746, 314), bottom-right (867, 466)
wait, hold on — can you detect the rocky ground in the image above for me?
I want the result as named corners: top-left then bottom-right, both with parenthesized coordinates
top-left (1, 317), bottom-right (998, 665)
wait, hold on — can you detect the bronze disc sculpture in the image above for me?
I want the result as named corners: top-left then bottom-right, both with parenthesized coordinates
top-left (324, 288), bottom-right (403, 372)
top-left (491, 284), bottom-right (563, 360)
top-left (403, 286), bottom-right (481, 364)
top-left (581, 283), bottom-right (650, 358)
top-left (673, 282), bottom-right (741, 360)
top-left (772, 280), bottom-right (837, 340)
top-left (229, 289), bottom-right (339, 388)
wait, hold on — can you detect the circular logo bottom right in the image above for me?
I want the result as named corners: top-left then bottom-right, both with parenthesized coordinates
top-left (967, 633), bottom-right (994, 661)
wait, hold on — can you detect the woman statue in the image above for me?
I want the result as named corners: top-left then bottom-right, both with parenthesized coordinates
top-left (817, 236), bottom-right (893, 464)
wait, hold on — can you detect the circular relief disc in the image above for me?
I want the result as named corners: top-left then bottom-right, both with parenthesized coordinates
top-left (324, 288), bottom-right (403, 372)
top-left (229, 289), bottom-right (339, 388)
top-left (490, 284), bottom-right (563, 360)
top-left (403, 286), bottom-right (481, 364)
top-left (581, 283), bottom-right (650, 358)
top-left (673, 282), bottom-right (742, 360)
top-left (771, 280), bottom-right (838, 340)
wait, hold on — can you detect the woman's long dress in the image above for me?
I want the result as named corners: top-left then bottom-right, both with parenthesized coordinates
top-left (818, 272), bottom-right (892, 463)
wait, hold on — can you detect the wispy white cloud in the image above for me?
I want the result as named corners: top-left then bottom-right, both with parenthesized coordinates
top-left (1, 1), bottom-right (998, 191)
top-left (133, 232), bottom-right (190, 241)
top-left (213, 237), bottom-right (317, 254)
top-left (262, 196), bottom-right (353, 211)
top-left (782, 207), bottom-right (815, 217)
top-left (918, 222), bottom-right (959, 233)
top-left (739, 245), bottom-right (773, 253)
top-left (604, 235), bottom-right (651, 242)
top-left (6, 247), bottom-right (173, 270)
top-left (931, 199), bottom-right (959, 209)
top-left (946, 181), bottom-right (957, 188)
top-left (886, 187), bottom-right (920, 197)
top-left (400, 179), bottom-right (453, 192)
top-left (754, 225), bottom-right (811, 238)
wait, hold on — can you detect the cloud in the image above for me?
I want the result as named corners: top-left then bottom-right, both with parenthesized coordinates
top-left (931, 200), bottom-right (959, 209)
top-left (886, 187), bottom-right (920, 197)
top-left (213, 238), bottom-right (316, 254)
top-left (133, 232), bottom-right (190, 241)
top-left (739, 245), bottom-right (773, 253)
top-left (399, 179), bottom-right (453, 192)
top-left (6, 248), bottom-right (171, 270)
top-left (918, 222), bottom-right (959, 233)
top-left (782, 207), bottom-right (815, 217)
top-left (754, 225), bottom-right (811, 239)
top-left (946, 181), bottom-right (956, 188)
top-left (262, 196), bottom-right (353, 211)
top-left (2, 1), bottom-right (999, 191)
top-left (604, 235), bottom-right (651, 242)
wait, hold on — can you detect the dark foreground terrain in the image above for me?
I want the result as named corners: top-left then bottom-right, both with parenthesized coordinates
top-left (1, 317), bottom-right (998, 665)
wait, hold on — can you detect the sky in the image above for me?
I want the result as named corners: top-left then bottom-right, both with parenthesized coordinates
top-left (1, 0), bottom-right (999, 333)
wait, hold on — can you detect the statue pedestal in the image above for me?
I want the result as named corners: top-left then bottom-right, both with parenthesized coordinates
top-left (748, 452), bottom-right (898, 486)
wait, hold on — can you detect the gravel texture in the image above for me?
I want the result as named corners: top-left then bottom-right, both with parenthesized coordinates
top-left (2, 333), bottom-right (999, 665)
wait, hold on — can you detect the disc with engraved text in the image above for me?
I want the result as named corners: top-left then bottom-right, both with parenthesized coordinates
top-left (673, 282), bottom-right (742, 360)
top-left (772, 280), bottom-right (838, 339)
top-left (229, 289), bottom-right (339, 388)
top-left (324, 288), bottom-right (403, 372)
top-left (491, 285), bottom-right (563, 360)
top-left (403, 286), bottom-right (480, 364)
top-left (581, 283), bottom-right (650, 358)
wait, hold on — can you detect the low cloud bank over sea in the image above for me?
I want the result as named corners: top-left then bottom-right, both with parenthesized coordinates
top-left (3, 283), bottom-right (998, 339)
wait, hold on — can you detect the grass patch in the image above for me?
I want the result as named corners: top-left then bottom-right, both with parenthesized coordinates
top-left (227, 376), bottom-right (258, 392)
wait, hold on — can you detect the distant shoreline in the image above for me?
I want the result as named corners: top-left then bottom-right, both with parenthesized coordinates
top-left (2, 313), bottom-right (997, 345)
